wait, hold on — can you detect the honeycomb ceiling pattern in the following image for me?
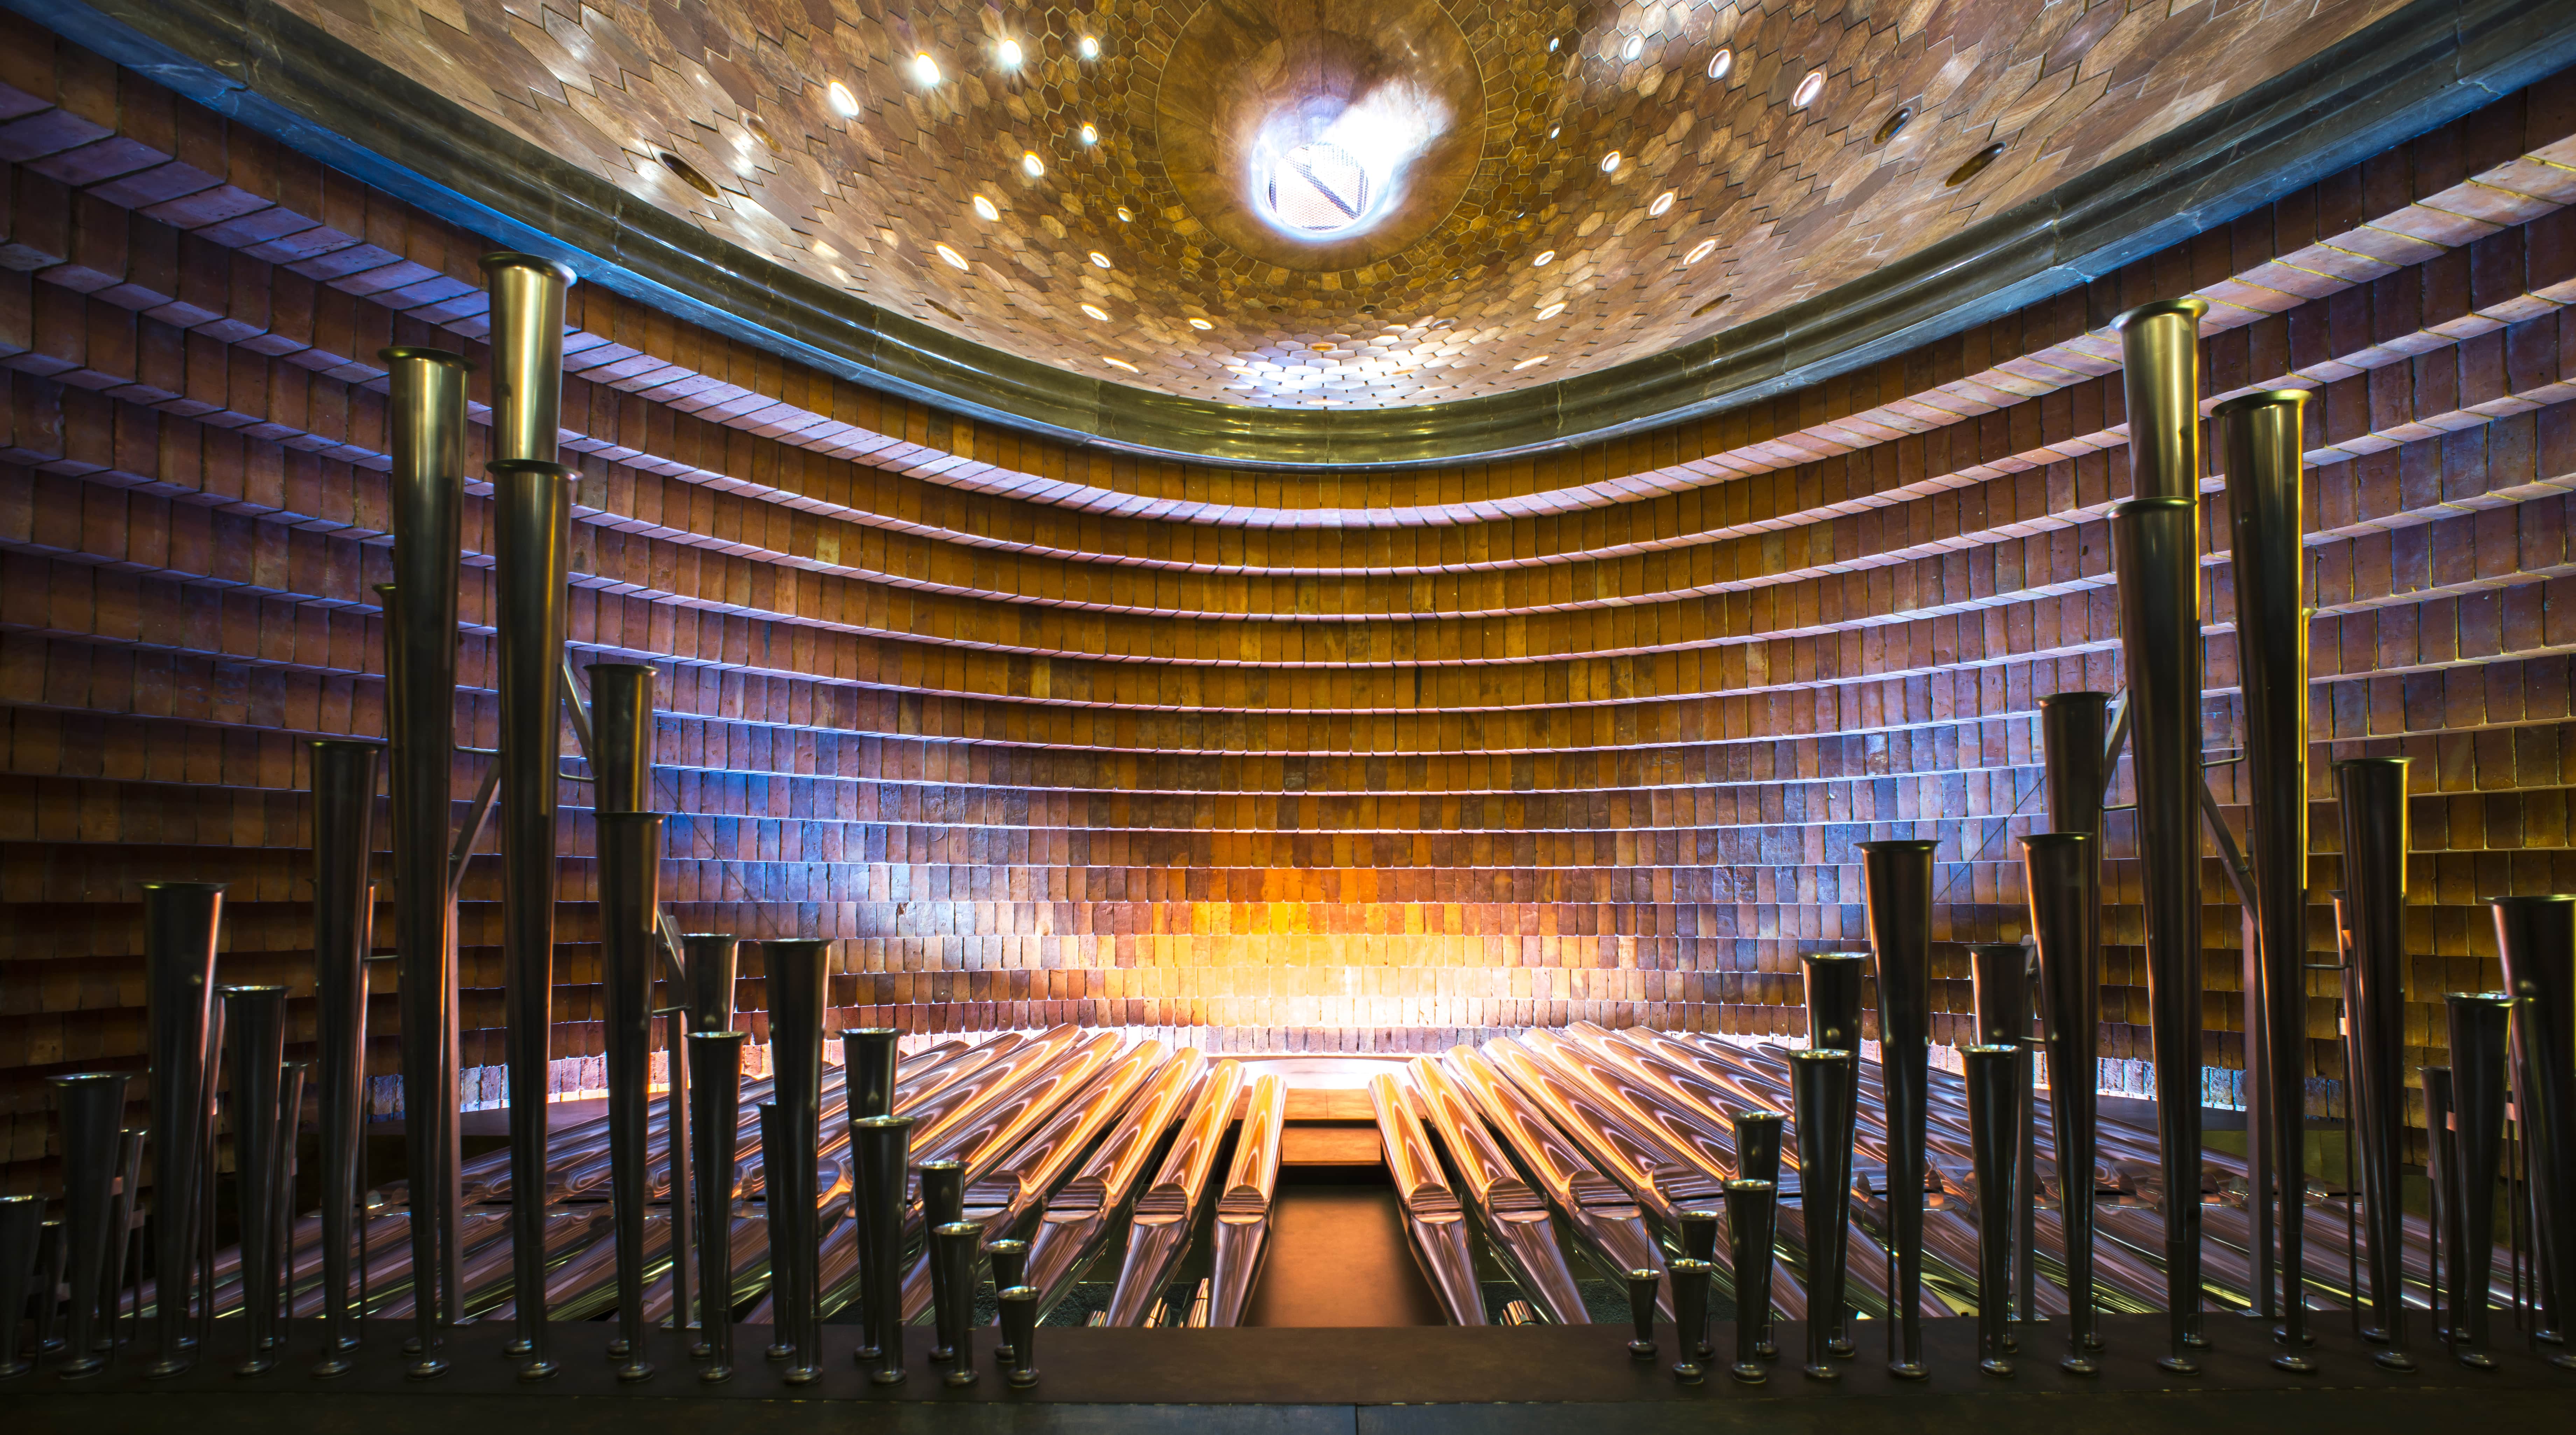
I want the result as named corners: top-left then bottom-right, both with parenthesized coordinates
top-left (279, 0), bottom-right (2406, 408)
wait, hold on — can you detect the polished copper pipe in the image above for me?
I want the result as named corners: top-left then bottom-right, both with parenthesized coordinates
top-left (141, 881), bottom-right (223, 1377)
top-left (2021, 830), bottom-right (2101, 1368)
top-left (218, 987), bottom-right (287, 1374)
top-left (598, 811), bottom-right (663, 1381)
top-left (306, 741), bottom-right (380, 1377)
top-left (997, 1284), bottom-right (1038, 1387)
top-left (1369, 1073), bottom-right (1487, 1327)
top-left (2335, 756), bottom-right (2414, 1369)
top-left (1789, 1047), bottom-right (1855, 1380)
top-left (0, 1193), bottom-right (38, 1377)
top-left (1965, 1044), bottom-right (2021, 1377)
top-left (2491, 894), bottom-right (2576, 1366)
top-left (1018, 1053), bottom-right (1208, 1319)
top-left (49, 1073), bottom-right (128, 1377)
top-left (1860, 838), bottom-right (1935, 1379)
top-left (2111, 488), bottom-right (2207, 1371)
top-left (685, 1030), bottom-right (746, 1384)
top-left (2444, 992), bottom-right (2514, 1367)
top-left (1724, 1179), bottom-right (1776, 1383)
top-left (377, 345), bottom-right (472, 1374)
top-left (754, 938), bottom-right (829, 1379)
top-left (1208, 1074), bottom-right (1287, 1328)
top-left (932, 1221), bottom-right (980, 1386)
top-left (853, 1113), bottom-right (915, 1384)
top-left (1104, 1060), bottom-right (1246, 1326)
top-left (1668, 1258), bottom-right (1711, 1383)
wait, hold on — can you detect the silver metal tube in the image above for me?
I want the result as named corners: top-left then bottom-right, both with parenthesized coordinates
top-left (2335, 756), bottom-right (2414, 1370)
top-left (480, 254), bottom-right (574, 464)
top-left (686, 1031), bottom-right (747, 1384)
top-left (218, 987), bottom-right (287, 1374)
top-left (2492, 895), bottom-right (2576, 1366)
top-left (2022, 831), bottom-right (2101, 1371)
top-left (1859, 838), bottom-right (1935, 1380)
top-left (1964, 1044), bottom-right (2021, 1377)
top-left (49, 1074), bottom-right (129, 1377)
top-left (599, 810), bottom-right (664, 1382)
top-left (2445, 992), bottom-right (2514, 1367)
top-left (141, 882), bottom-right (223, 1378)
top-left (755, 938), bottom-right (830, 1379)
top-left (307, 741), bottom-right (381, 1377)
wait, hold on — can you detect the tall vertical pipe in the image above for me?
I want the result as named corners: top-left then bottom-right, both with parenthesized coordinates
top-left (2420, 1065), bottom-right (2456, 1349)
top-left (676, 934), bottom-right (737, 1352)
top-left (307, 741), bottom-right (381, 1377)
top-left (2216, 386), bottom-right (2313, 1358)
top-left (141, 882), bottom-right (223, 1377)
top-left (1965, 1044), bottom-right (2021, 1377)
top-left (1969, 941), bottom-right (2030, 1348)
top-left (997, 1285), bottom-right (1038, 1387)
top-left (844, 1028), bottom-right (901, 1121)
top-left (2039, 692), bottom-right (2111, 842)
top-left (2491, 894), bottom-right (2575, 1367)
top-left (378, 346), bottom-right (472, 1377)
top-left (48, 1074), bottom-right (128, 1377)
top-left (854, 1114), bottom-right (915, 1384)
top-left (1789, 1047), bottom-right (1855, 1380)
top-left (2335, 757), bottom-right (2414, 1369)
top-left (585, 665), bottom-right (657, 813)
top-left (2022, 832), bottom-right (2101, 1371)
top-left (0, 1193), bottom-right (39, 1377)
top-left (1858, 838), bottom-right (1935, 1379)
top-left (1723, 1179), bottom-right (1776, 1383)
top-left (219, 987), bottom-right (286, 1374)
top-left (684, 935), bottom-right (742, 1032)
top-left (480, 254), bottom-right (574, 463)
top-left (1730, 1108), bottom-right (1783, 1360)
top-left (1798, 952), bottom-right (1864, 1357)
top-left (755, 938), bottom-right (830, 1381)
top-left (1667, 1259), bottom-right (1711, 1383)
top-left (932, 1222), bottom-right (981, 1386)
top-left (2444, 992), bottom-right (2513, 1368)
top-left (686, 1030), bottom-right (746, 1384)
top-left (599, 810), bottom-right (664, 1381)
top-left (918, 1160), bottom-right (965, 1362)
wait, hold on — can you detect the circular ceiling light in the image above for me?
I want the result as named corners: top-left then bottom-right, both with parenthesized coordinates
top-left (1600, 150), bottom-right (1622, 173)
top-left (971, 195), bottom-right (998, 220)
top-left (827, 81), bottom-right (860, 117)
top-left (1187, 317), bottom-right (1213, 330)
top-left (1708, 47), bottom-right (1733, 81)
top-left (1793, 69), bottom-right (1826, 108)
top-left (1080, 303), bottom-right (1110, 321)
top-left (1684, 238), bottom-right (1717, 264)
top-left (1022, 151), bottom-right (1045, 178)
top-left (933, 243), bottom-right (969, 270)
top-left (1265, 139), bottom-right (1373, 234)
top-left (1090, 251), bottom-right (1112, 268)
top-left (1621, 34), bottom-right (1643, 61)
top-left (997, 39), bottom-right (1023, 69)
top-left (1649, 190), bottom-right (1676, 216)
top-left (911, 53), bottom-right (941, 86)
top-left (1078, 36), bottom-right (1100, 59)
top-left (1080, 123), bottom-right (1099, 146)
top-left (1532, 250), bottom-right (1556, 267)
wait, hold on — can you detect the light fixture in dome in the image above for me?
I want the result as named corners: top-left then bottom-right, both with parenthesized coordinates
top-left (827, 80), bottom-right (860, 117)
top-left (1022, 151), bottom-right (1045, 178)
top-left (1548, 36), bottom-right (1559, 52)
top-left (1265, 138), bottom-right (1374, 234)
top-left (1103, 355), bottom-right (1139, 372)
top-left (1685, 238), bottom-right (1717, 264)
top-left (1078, 36), bottom-right (1100, 59)
top-left (1115, 206), bottom-right (1134, 222)
top-left (1080, 303), bottom-right (1110, 321)
top-left (1548, 125), bottom-right (1561, 140)
top-left (1649, 190), bottom-right (1676, 216)
top-left (1536, 302), bottom-right (1565, 320)
top-left (1532, 250), bottom-right (1556, 267)
top-left (1090, 251), bottom-right (1112, 269)
top-left (933, 243), bottom-right (969, 270)
top-left (911, 53), bottom-right (941, 86)
top-left (997, 38), bottom-right (1023, 69)
top-left (1793, 69), bottom-right (1826, 108)
top-left (1080, 122), bottom-right (1099, 146)
top-left (1511, 354), bottom-right (1551, 371)
top-left (1187, 317), bottom-right (1213, 330)
top-left (1708, 47), bottom-right (1732, 81)
top-left (1621, 34), bottom-right (1643, 61)
top-left (971, 194), bottom-right (999, 220)
top-left (1600, 150), bottom-right (1621, 173)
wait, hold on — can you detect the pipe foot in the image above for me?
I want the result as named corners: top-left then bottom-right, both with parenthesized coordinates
top-left (517, 1357), bottom-right (559, 1382)
top-left (1730, 1362), bottom-right (1765, 1385)
top-left (2059, 1355), bottom-right (2098, 1376)
top-left (2371, 1349), bottom-right (2415, 1373)
top-left (2270, 1353), bottom-right (2315, 1373)
top-left (617, 1360), bottom-right (656, 1384)
top-left (1008, 1365), bottom-right (1039, 1389)
top-left (1888, 1360), bottom-right (1929, 1381)
top-left (2155, 1355), bottom-right (2199, 1375)
top-left (1979, 1358), bottom-right (2013, 1378)
top-left (1800, 1362), bottom-right (1839, 1381)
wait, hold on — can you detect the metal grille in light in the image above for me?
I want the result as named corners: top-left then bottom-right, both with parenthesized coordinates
top-left (1267, 141), bottom-right (1372, 233)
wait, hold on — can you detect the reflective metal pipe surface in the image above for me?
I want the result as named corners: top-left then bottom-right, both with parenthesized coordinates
top-left (2022, 831), bottom-right (2102, 1371)
top-left (1207, 1074), bottom-right (1287, 1328)
top-left (2112, 491), bottom-right (2207, 1371)
top-left (2113, 298), bottom-right (2208, 502)
top-left (49, 1073), bottom-right (128, 1377)
top-left (1731, 1110), bottom-right (1784, 1187)
top-left (685, 1031), bottom-right (746, 1384)
top-left (2420, 1065), bottom-right (2457, 1350)
top-left (1369, 1073), bottom-right (1488, 1327)
top-left (1724, 1180), bottom-right (1777, 1383)
top-left (1103, 1061), bottom-right (1247, 1326)
top-left (1860, 838), bottom-right (1936, 1379)
top-left (2038, 692), bottom-right (2111, 841)
top-left (1668, 1258), bottom-right (1711, 1383)
top-left (307, 742), bottom-right (381, 1376)
top-left (1965, 1044), bottom-right (2021, 1377)
top-left (682, 935), bottom-right (740, 1032)
top-left (673, 932), bottom-right (737, 1355)
top-left (0, 1194), bottom-right (38, 1377)
top-left (986, 1239), bottom-right (1028, 1362)
top-left (598, 811), bottom-right (663, 1382)
top-left (584, 665), bottom-right (656, 814)
top-left (1968, 941), bottom-right (2032, 1339)
top-left (478, 254), bottom-right (574, 463)
top-left (844, 1028), bottom-right (901, 1121)
top-left (853, 1114), bottom-right (916, 1384)
top-left (220, 987), bottom-right (287, 1374)
top-left (754, 938), bottom-right (830, 1378)
top-left (933, 1222), bottom-right (980, 1386)
top-left (1799, 952), bottom-right (1868, 1054)
top-left (997, 1285), bottom-right (1038, 1387)
top-left (2335, 757), bottom-right (2414, 1369)
top-left (1789, 1048), bottom-right (1856, 1380)
top-left (2491, 894), bottom-right (2576, 1365)
top-left (1625, 1268), bottom-right (1659, 1358)
top-left (141, 881), bottom-right (223, 1377)
top-left (2444, 993), bottom-right (2514, 1367)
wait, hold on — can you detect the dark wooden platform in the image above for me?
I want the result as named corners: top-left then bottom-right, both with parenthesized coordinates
top-left (10, 1313), bottom-right (2569, 1434)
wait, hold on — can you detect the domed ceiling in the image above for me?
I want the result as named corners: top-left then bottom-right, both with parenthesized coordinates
top-left (278, 0), bottom-right (2405, 410)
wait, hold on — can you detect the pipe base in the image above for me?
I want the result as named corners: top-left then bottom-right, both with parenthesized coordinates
top-left (943, 1365), bottom-right (980, 1388)
top-left (2372, 1349), bottom-right (2416, 1372)
top-left (784, 1364), bottom-right (820, 1386)
top-left (1730, 1362), bottom-right (1765, 1384)
top-left (2453, 1350), bottom-right (2495, 1370)
top-left (1008, 1365), bottom-right (1039, 1388)
top-left (515, 1358), bottom-right (558, 1382)
top-left (616, 1360), bottom-right (655, 1383)
top-left (2060, 1354), bottom-right (2098, 1376)
top-left (1800, 1363), bottom-right (1838, 1381)
top-left (869, 1365), bottom-right (907, 1385)
top-left (2156, 1354), bottom-right (2200, 1374)
top-left (404, 1356), bottom-right (447, 1379)
top-left (1888, 1360), bottom-right (1928, 1381)
top-left (698, 1364), bottom-right (731, 1384)
top-left (1669, 1360), bottom-right (1703, 1384)
top-left (313, 1354), bottom-right (354, 1378)
top-left (1979, 1358), bottom-right (2013, 1378)
top-left (2271, 1353), bottom-right (2316, 1373)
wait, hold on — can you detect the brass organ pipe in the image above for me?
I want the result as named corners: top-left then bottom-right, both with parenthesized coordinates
top-left (2217, 386), bottom-right (2314, 1355)
top-left (751, 938), bottom-right (830, 1381)
top-left (1859, 838), bottom-right (1936, 1380)
top-left (1964, 1044), bottom-right (2021, 1377)
top-left (377, 345), bottom-right (472, 1376)
top-left (141, 881), bottom-right (223, 1378)
top-left (306, 741), bottom-right (381, 1377)
top-left (2334, 756), bottom-right (2415, 1370)
top-left (2443, 992), bottom-right (2514, 1367)
top-left (2490, 894), bottom-right (2576, 1367)
top-left (1208, 1074), bottom-right (1287, 1328)
top-left (2110, 487), bottom-right (2207, 1372)
top-left (598, 811), bottom-right (663, 1382)
top-left (2021, 832), bottom-right (2102, 1372)
top-left (1103, 1059), bottom-right (1247, 1326)
top-left (49, 1072), bottom-right (128, 1377)
top-left (219, 987), bottom-right (287, 1374)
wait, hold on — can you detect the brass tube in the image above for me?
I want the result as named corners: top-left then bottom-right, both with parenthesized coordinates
top-left (853, 1114), bottom-right (916, 1384)
top-left (2115, 297), bottom-right (2208, 501)
top-left (2110, 489), bottom-right (2206, 1371)
top-left (2217, 386), bottom-right (2313, 1355)
top-left (2334, 756), bottom-right (2414, 1370)
top-left (2444, 992), bottom-right (2514, 1367)
top-left (1723, 1179), bottom-right (1776, 1384)
top-left (1965, 1044), bottom-right (2021, 1377)
top-left (218, 987), bottom-right (287, 1374)
top-left (307, 741), bottom-right (381, 1377)
top-left (1668, 1258), bottom-right (1711, 1383)
top-left (49, 1073), bottom-right (129, 1377)
top-left (0, 1194), bottom-right (39, 1376)
top-left (997, 1284), bottom-right (1038, 1387)
top-left (141, 881), bottom-right (223, 1378)
top-left (479, 254), bottom-right (575, 463)
top-left (686, 1030), bottom-right (747, 1384)
top-left (584, 664), bottom-right (656, 814)
top-left (933, 1221), bottom-right (980, 1386)
top-left (2021, 831), bottom-right (2101, 1372)
top-left (1859, 838), bottom-right (1935, 1380)
top-left (752, 938), bottom-right (830, 1379)
top-left (598, 811), bottom-right (663, 1382)
top-left (1789, 1047), bottom-right (1855, 1380)
top-left (2490, 895), bottom-right (2575, 1367)
top-left (377, 345), bottom-right (472, 1376)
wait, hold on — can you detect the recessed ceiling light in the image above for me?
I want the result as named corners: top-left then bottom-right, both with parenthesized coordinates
top-left (827, 81), bottom-right (860, 117)
top-left (1512, 354), bottom-right (1551, 371)
top-left (1793, 69), bottom-right (1826, 108)
top-left (1187, 317), bottom-right (1213, 330)
top-left (1080, 123), bottom-right (1098, 146)
top-left (1533, 250), bottom-right (1556, 267)
top-left (934, 243), bottom-right (968, 270)
top-left (1600, 150), bottom-right (1621, 173)
top-left (997, 38), bottom-right (1023, 69)
top-left (1115, 206), bottom-right (1134, 222)
top-left (912, 53), bottom-right (941, 86)
top-left (1685, 238), bottom-right (1717, 264)
top-left (1621, 34), bottom-right (1643, 61)
top-left (972, 195), bottom-right (998, 220)
top-left (1649, 190), bottom-right (1676, 216)
top-left (1536, 302), bottom-right (1565, 320)
top-left (1080, 303), bottom-right (1109, 321)
top-left (1103, 355), bottom-right (1138, 372)
top-left (1548, 36), bottom-right (1559, 53)
top-left (1548, 125), bottom-right (1561, 140)
top-left (1078, 36), bottom-right (1100, 60)
top-left (1090, 251), bottom-right (1112, 268)
top-left (1692, 292), bottom-right (1734, 318)
top-left (1022, 151), bottom-right (1045, 178)
top-left (1945, 143), bottom-right (2006, 187)
top-left (1875, 105), bottom-right (1915, 145)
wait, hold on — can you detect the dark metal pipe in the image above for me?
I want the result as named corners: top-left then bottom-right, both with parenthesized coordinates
top-left (307, 741), bottom-right (381, 1377)
top-left (986, 1239), bottom-right (1028, 1364)
top-left (844, 1028), bottom-right (901, 1121)
top-left (685, 1030), bottom-right (746, 1384)
top-left (1789, 1047), bottom-right (1855, 1380)
top-left (274, 1062), bottom-right (307, 1342)
top-left (2111, 489), bottom-right (2208, 1372)
top-left (2445, 992), bottom-right (2514, 1367)
top-left (673, 934), bottom-right (735, 1352)
top-left (1965, 1044), bottom-right (2021, 1377)
top-left (0, 1194), bottom-right (39, 1377)
top-left (2491, 894), bottom-right (2576, 1367)
top-left (2039, 692), bottom-right (2111, 840)
top-left (1625, 1268), bottom-right (1658, 1358)
top-left (480, 254), bottom-right (574, 464)
top-left (1677, 1209), bottom-right (1717, 1263)
top-left (2115, 297), bottom-right (2207, 502)
top-left (219, 986), bottom-right (287, 1375)
top-left (598, 811), bottom-right (664, 1382)
top-left (585, 665), bottom-right (657, 813)
top-left (2022, 831), bottom-right (2101, 1372)
top-left (140, 881), bottom-right (223, 1378)
top-left (685, 936), bottom-right (741, 1032)
top-left (2335, 756), bottom-right (2414, 1370)
top-left (1723, 1179), bottom-right (1776, 1383)
top-left (755, 938), bottom-right (830, 1380)
top-left (1859, 837), bottom-right (1935, 1380)
top-left (1729, 1110), bottom-right (1782, 1358)
top-left (933, 1222), bottom-right (980, 1387)
top-left (1969, 940), bottom-right (2031, 1345)
top-left (2420, 1065), bottom-right (2456, 1349)
top-left (918, 1159), bottom-right (965, 1363)
top-left (1668, 1258), bottom-right (1710, 1383)
top-left (755, 1103), bottom-right (790, 1363)
top-left (997, 1284), bottom-right (1038, 1388)
top-left (854, 1115), bottom-right (916, 1384)
top-left (49, 1074), bottom-right (127, 1377)
top-left (1798, 953), bottom-right (1863, 1358)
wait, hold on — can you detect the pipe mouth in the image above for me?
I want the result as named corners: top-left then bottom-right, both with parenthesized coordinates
top-left (2488, 893), bottom-right (2576, 907)
top-left (308, 737), bottom-right (388, 750)
top-left (2038, 689), bottom-right (2112, 708)
top-left (139, 879), bottom-right (231, 892)
top-left (2209, 387), bottom-right (2314, 417)
top-left (2018, 830), bottom-right (2093, 848)
top-left (478, 251), bottom-right (579, 284)
top-left (484, 458), bottom-right (577, 480)
top-left (377, 345), bottom-right (478, 371)
top-left (218, 984), bottom-right (292, 996)
top-left (1856, 838), bottom-right (1938, 853)
top-left (2110, 296), bottom-right (2210, 328)
top-left (2108, 494), bottom-right (2196, 515)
